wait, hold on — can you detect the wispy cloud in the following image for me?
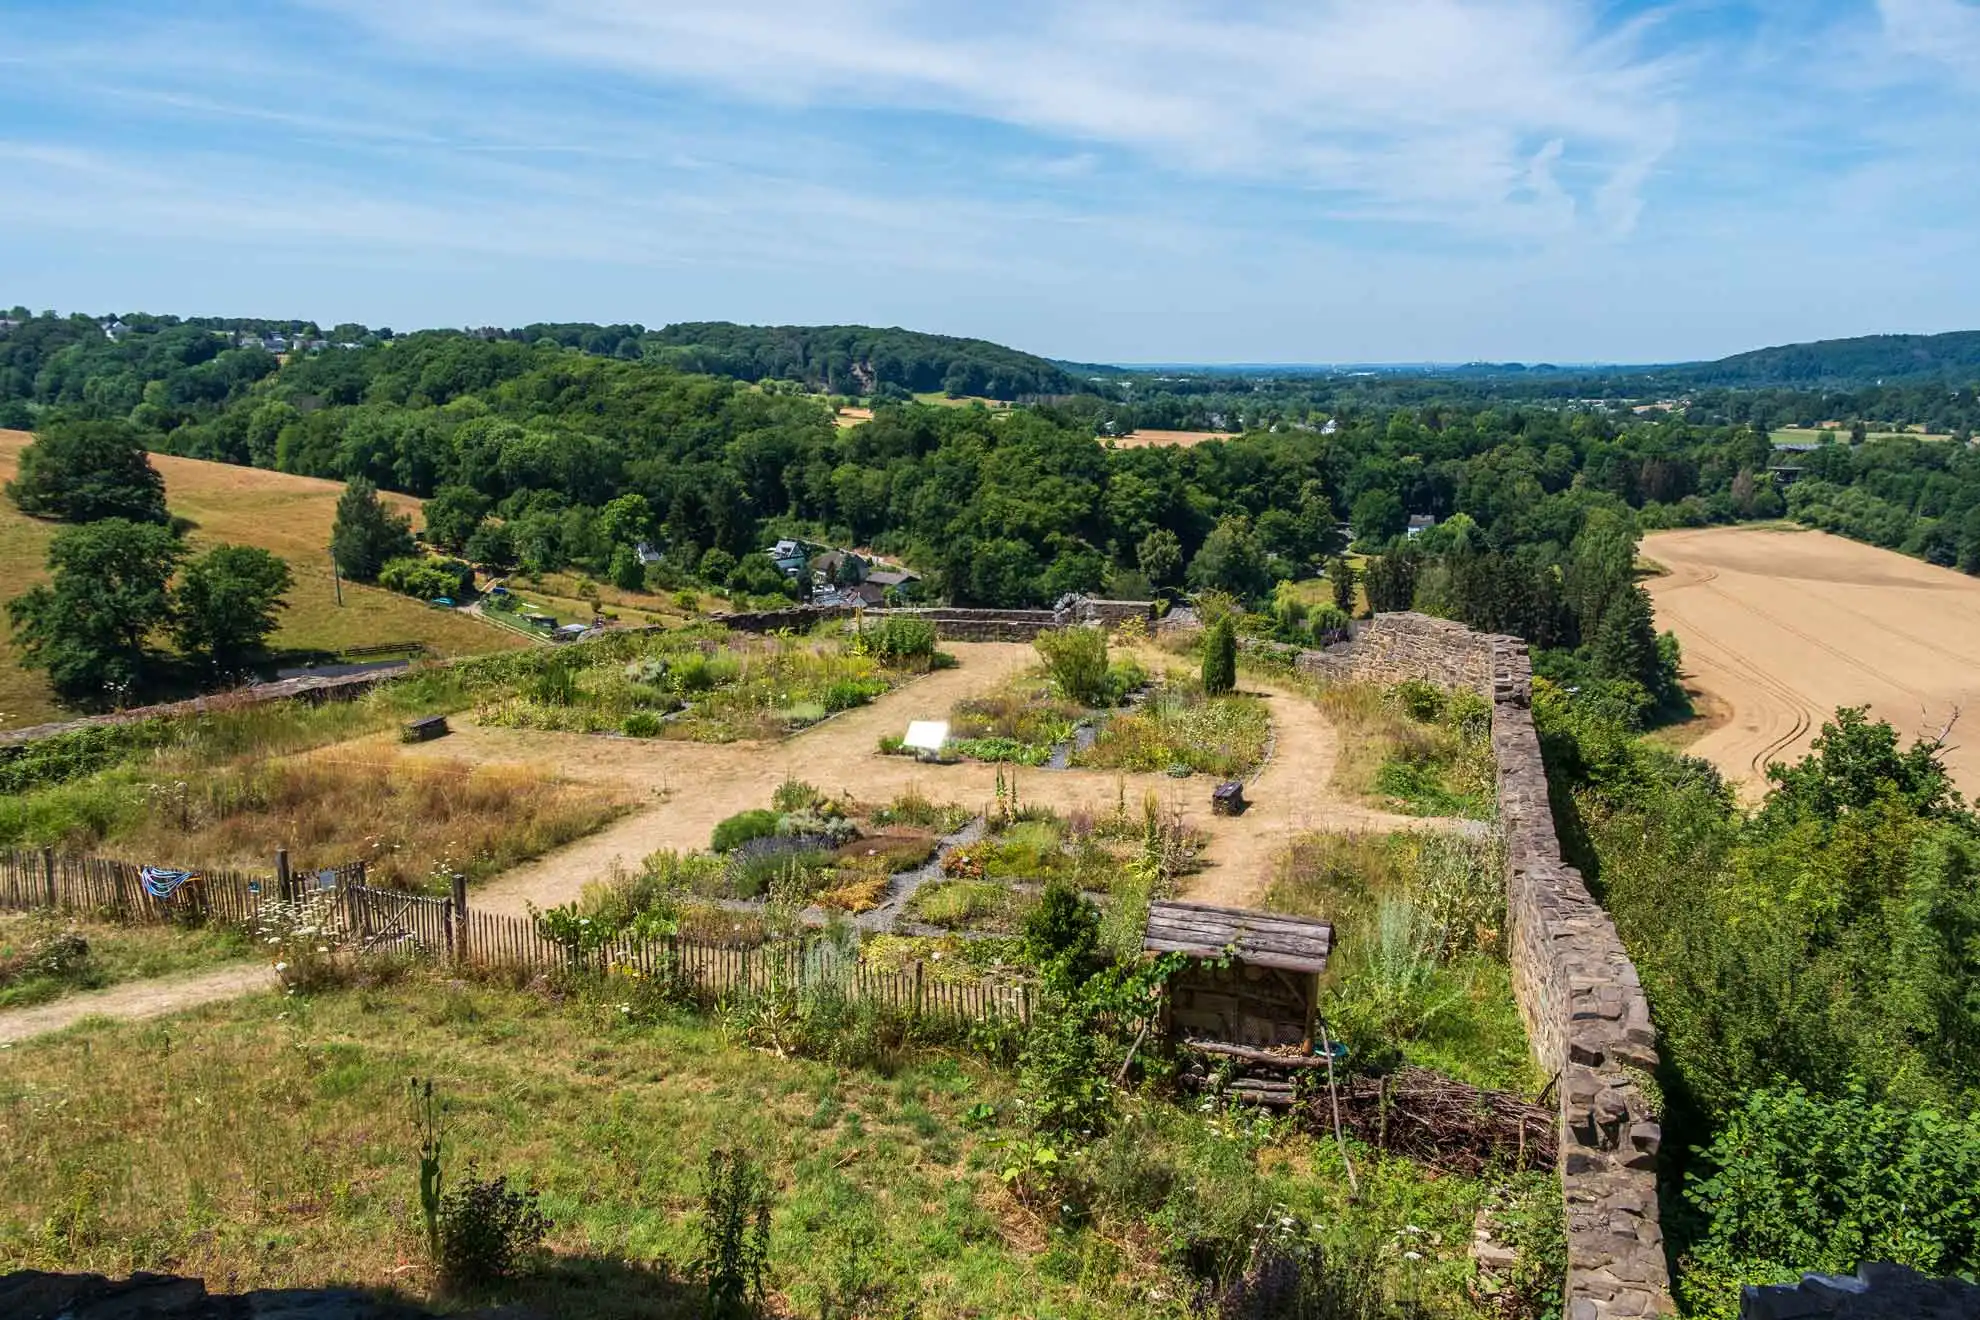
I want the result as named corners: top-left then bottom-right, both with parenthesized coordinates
top-left (323, 0), bottom-right (1686, 239)
top-left (2, 0), bottom-right (1978, 360)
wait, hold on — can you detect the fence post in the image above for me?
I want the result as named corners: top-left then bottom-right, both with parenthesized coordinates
top-left (41, 847), bottom-right (56, 910)
top-left (451, 874), bottom-right (468, 964)
top-left (275, 849), bottom-right (292, 903)
top-left (913, 960), bottom-right (924, 1022)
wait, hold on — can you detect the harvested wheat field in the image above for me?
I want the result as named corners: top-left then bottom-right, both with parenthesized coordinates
top-left (1109, 428), bottom-right (1237, 449)
top-left (1643, 525), bottom-right (1980, 798)
top-left (0, 430), bottom-right (526, 730)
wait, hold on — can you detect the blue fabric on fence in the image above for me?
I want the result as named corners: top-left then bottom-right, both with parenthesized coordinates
top-left (140, 866), bottom-right (199, 898)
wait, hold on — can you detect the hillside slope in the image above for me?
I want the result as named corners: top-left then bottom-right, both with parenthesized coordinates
top-left (1677, 330), bottom-right (1980, 386)
top-left (639, 321), bottom-right (1083, 399)
top-left (0, 430), bottom-right (526, 729)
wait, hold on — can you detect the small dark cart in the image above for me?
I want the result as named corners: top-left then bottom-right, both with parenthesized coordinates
top-left (1211, 780), bottom-right (1247, 816)
top-left (1144, 899), bottom-right (1335, 1108)
top-left (402, 715), bottom-right (450, 743)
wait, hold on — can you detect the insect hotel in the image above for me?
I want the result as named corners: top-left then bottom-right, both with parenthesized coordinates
top-left (1143, 899), bottom-right (1336, 1108)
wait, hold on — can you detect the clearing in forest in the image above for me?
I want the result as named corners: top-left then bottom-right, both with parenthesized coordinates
top-left (1643, 524), bottom-right (1980, 797)
top-left (0, 430), bottom-right (527, 730)
top-left (1109, 429), bottom-right (1237, 449)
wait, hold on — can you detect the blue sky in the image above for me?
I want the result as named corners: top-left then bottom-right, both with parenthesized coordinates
top-left (2, 0), bottom-right (1977, 364)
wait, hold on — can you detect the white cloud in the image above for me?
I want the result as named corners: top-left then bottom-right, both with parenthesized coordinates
top-left (1879, 0), bottom-right (1980, 70)
top-left (322, 0), bottom-right (1685, 239)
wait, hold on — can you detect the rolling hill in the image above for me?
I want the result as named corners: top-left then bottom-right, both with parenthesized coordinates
top-left (1666, 330), bottom-right (1980, 388)
top-left (0, 430), bottom-right (528, 730)
top-left (638, 321), bottom-right (1085, 399)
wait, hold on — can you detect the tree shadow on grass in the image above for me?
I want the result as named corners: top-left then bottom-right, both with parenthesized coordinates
top-left (0, 1256), bottom-right (708, 1320)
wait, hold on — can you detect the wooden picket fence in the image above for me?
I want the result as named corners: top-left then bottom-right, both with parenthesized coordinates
top-left (0, 849), bottom-right (1031, 1028)
top-left (0, 847), bottom-right (359, 927)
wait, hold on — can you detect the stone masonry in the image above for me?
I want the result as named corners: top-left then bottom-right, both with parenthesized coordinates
top-left (1293, 613), bottom-right (1673, 1319)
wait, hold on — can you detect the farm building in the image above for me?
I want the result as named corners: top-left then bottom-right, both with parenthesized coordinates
top-left (1144, 900), bottom-right (1333, 1057)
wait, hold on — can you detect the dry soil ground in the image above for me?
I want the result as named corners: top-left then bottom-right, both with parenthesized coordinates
top-left (1643, 525), bottom-right (1980, 798)
top-left (0, 430), bottom-right (528, 729)
top-left (377, 641), bottom-right (1458, 916)
top-left (1110, 429), bottom-right (1237, 449)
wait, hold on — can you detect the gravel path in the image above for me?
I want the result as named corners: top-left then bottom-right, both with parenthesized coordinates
top-left (0, 963), bottom-right (274, 1047)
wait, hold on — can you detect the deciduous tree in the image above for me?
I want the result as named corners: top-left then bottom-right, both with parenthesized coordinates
top-left (170, 544), bottom-right (292, 668)
top-left (8, 519), bottom-right (182, 701)
top-left (6, 419), bottom-right (168, 524)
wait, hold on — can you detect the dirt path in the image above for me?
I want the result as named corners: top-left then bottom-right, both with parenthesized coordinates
top-left (0, 963), bottom-right (273, 1046)
top-left (1644, 526), bottom-right (1980, 799)
top-left (376, 642), bottom-right (1474, 917)
top-left (1179, 676), bottom-right (1481, 909)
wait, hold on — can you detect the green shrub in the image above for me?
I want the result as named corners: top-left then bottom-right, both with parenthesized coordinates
top-left (1201, 618), bottom-right (1237, 695)
top-left (1035, 627), bottom-right (1111, 705)
top-left (697, 1148), bottom-right (772, 1320)
top-left (621, 712), bottom-right (663, 738)
top-left (1100, 656), bottom-right (1147, 705)
top-left (950, 736), bottom-right (1052, 766)
top-left (712, 809), bottom-right (781, 852)
top-left (1023, 880), bottom-right (1102, 985)
top-left (1389, 678), bottom-right (1446, 723)
top-left (1679, 1083), bottom-right (1980, 1319)
top-left (822, 677), bottom-right (884, 712)
top-left (438, 1164), bottom-right (551, 1290)
top-left (862, 615), bottom-right (937, 664)
top-left (379, 555), bottom-right (473, 601)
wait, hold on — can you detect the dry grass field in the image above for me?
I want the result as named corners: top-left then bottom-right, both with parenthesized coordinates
top-left (0, 430), bottom-right (526, 730)
top-left (1109, 428), bottom-right (1237, 449)
top-left (1643, 525), bottom-right (1980, 798)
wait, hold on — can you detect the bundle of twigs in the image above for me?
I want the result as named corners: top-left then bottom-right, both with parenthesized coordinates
top-left (1309, 1066), bottom-right (1557, 1176)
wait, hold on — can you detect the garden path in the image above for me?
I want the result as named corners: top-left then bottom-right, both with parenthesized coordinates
top-left (1176, 675), bottom-right (1484, 910)
top-left (375, 642), bottom-right (1477, 918)
top-left (0, 963), bottom-right (274, 1046)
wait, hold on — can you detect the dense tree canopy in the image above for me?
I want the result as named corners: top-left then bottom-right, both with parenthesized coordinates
top-left (170, 545), bottom-right (293, 669)
top-left (7, 519), bottom-right (183, 700)
top-left (5, 419), bottom-right (168, 525)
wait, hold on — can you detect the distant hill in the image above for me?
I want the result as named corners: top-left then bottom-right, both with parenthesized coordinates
top-left (1673, 331), bottom-right (1980, 387)
top-left (627, 322), bottom-right (1085, 400)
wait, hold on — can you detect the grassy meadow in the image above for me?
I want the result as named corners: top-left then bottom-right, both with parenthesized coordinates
top-left (0, 667), bottom-right (635, 889)
top-left (0, 970), bottom-right (1510, 1318)
top-left (1265, 829), bottom-right (1537, 1095)
top-left (0, 430), bottom-right (530, 732)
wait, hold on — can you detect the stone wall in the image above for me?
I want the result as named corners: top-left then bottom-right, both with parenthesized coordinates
top-left (1291, 611), bottom-right (1496, 695)
top-left (1292, 613), bottom-right (1672, 1319)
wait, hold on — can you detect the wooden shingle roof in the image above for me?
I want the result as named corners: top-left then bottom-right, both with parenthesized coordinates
top-left (1143, 900), bottom-right (1333, 975)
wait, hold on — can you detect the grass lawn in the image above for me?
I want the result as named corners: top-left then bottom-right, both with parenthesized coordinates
top-left (0, 913), bottom-right (253, 1009)
top-left (0, 971), bottom-right (1506, 1318)
top-left (1264, 830), bottom-right (1539, 1096)
top-left (1770, 425), bottom-right (1952, 446)
top-left (0, 430), bottom-right (528, 732)
top-left (911, 392), bottom-right (1013, 411)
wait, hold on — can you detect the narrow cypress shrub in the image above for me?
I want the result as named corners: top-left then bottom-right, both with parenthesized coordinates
top-left (1202, 618), bottom-right (1237, 695)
